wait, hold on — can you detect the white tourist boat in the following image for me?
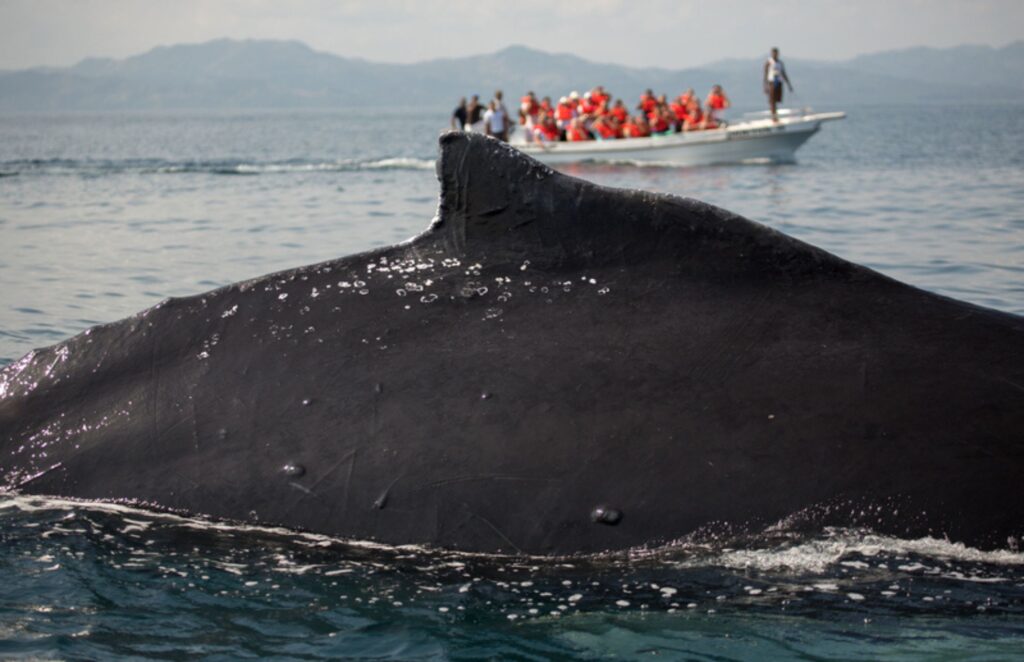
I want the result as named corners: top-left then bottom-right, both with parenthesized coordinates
top-left (511, 108), bottom-right (845, 166)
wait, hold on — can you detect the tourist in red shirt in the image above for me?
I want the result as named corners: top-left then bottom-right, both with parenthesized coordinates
top-left (618, 112), bottom-right (651, 138)
top-left (566, 117), bottom-right (591, 142)
top-left (649, 108), bottom-right (671, 134)
top-left (683, 96), bottom-right (704, 131)
top-left (704, 85), bottom-right (731, 128)
top-left (533, 112), bottom-right (560, 142)
top-left (670, 98), bottom-right (687, 130)
top-left (555, 96), bottom-right (576, 130)
top-left (610, 99), bottom-right (628, 123)
top-left (627, 115), bottom-right (652, 138)
top-left (638, 115), bottom-right (652, 137)
top-left (592, 115), bottom-right (620, 140)
top-left (520, 91), bottom-right (540, 123)
top-left (638, 88), bottom-right (657, 114)
top-left (579, 92), bottom-right (598, 116)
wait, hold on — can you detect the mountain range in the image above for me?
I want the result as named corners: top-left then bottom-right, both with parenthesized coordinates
top-left (1, 39), bottom-right (1022, 111)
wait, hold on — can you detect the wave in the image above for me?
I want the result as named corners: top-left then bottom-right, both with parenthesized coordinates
top-left (0, 156), bottom-right (437, 177)
top-left (4, 494), bottom-right (1022, 569)
top-left (4, 492), bottom-right (1024, 630)
top-left (4, 498), bottom-right (1022, 661)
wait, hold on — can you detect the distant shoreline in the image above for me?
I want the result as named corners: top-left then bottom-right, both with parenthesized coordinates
top-left (1, 39), bottom-right (1022, 112)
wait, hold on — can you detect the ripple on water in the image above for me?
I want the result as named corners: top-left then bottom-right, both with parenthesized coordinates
top-left (19, 327), bottom-right (67, 340)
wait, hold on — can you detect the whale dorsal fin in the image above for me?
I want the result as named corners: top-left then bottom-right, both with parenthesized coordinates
top-left (431, 131), bottom-right (860, 280)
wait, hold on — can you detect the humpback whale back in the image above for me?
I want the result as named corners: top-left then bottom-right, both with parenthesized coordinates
top-left (1, 133), bottom-right (1022, 555)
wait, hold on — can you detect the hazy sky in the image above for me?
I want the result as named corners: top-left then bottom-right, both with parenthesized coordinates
top-left (1, 0), bottom-right (1022, 70)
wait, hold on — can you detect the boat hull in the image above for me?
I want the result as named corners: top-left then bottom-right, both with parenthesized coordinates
top-left (513, 112), bottom-right (845, 166)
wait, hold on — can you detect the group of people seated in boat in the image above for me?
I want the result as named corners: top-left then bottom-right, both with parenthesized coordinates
top-left (518, 85), bottom-right (731, 143)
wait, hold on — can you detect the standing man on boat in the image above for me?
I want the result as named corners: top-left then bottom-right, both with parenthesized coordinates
top-left (492, 90), bottom-right (511, 141)
top-left (763, 47), bottom-right (793, 122)
top-left (466, 95), bottom-right (485, 132)
top-left (451, 97), bottom-right (467, 130)
top-left (483, 100), bottom-right (509, 142)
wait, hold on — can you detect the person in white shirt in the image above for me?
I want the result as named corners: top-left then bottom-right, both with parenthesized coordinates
top-left (482, 101), bottom-right (509, 141)
top-left (763, 47), bottom-right (793, 122)
top-left (493, 90), bottom-right (511, 141)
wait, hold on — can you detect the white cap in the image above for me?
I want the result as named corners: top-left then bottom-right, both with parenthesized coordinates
top-left (569, 91), bottom-right (579, 99)
top-left (559, 96), bottom-right (569, 104)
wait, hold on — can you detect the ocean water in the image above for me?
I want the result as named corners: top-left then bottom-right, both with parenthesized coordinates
top-left (1, 104), bottom-right (1023, 659)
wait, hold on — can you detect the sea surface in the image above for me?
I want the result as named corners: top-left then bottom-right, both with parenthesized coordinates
top-left (1, 104), bottom-right (1023, 659)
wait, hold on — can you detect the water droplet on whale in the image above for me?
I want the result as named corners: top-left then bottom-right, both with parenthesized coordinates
top-left (591, 506), bottom-right (622, 525)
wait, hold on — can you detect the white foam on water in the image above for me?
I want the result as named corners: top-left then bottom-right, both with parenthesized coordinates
top-left (672, 529), bottom-right (1024, 575)
top-left (363, 157), bottom-right (436, 171)
top-left (5, 157), bottom-right (438, 176)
